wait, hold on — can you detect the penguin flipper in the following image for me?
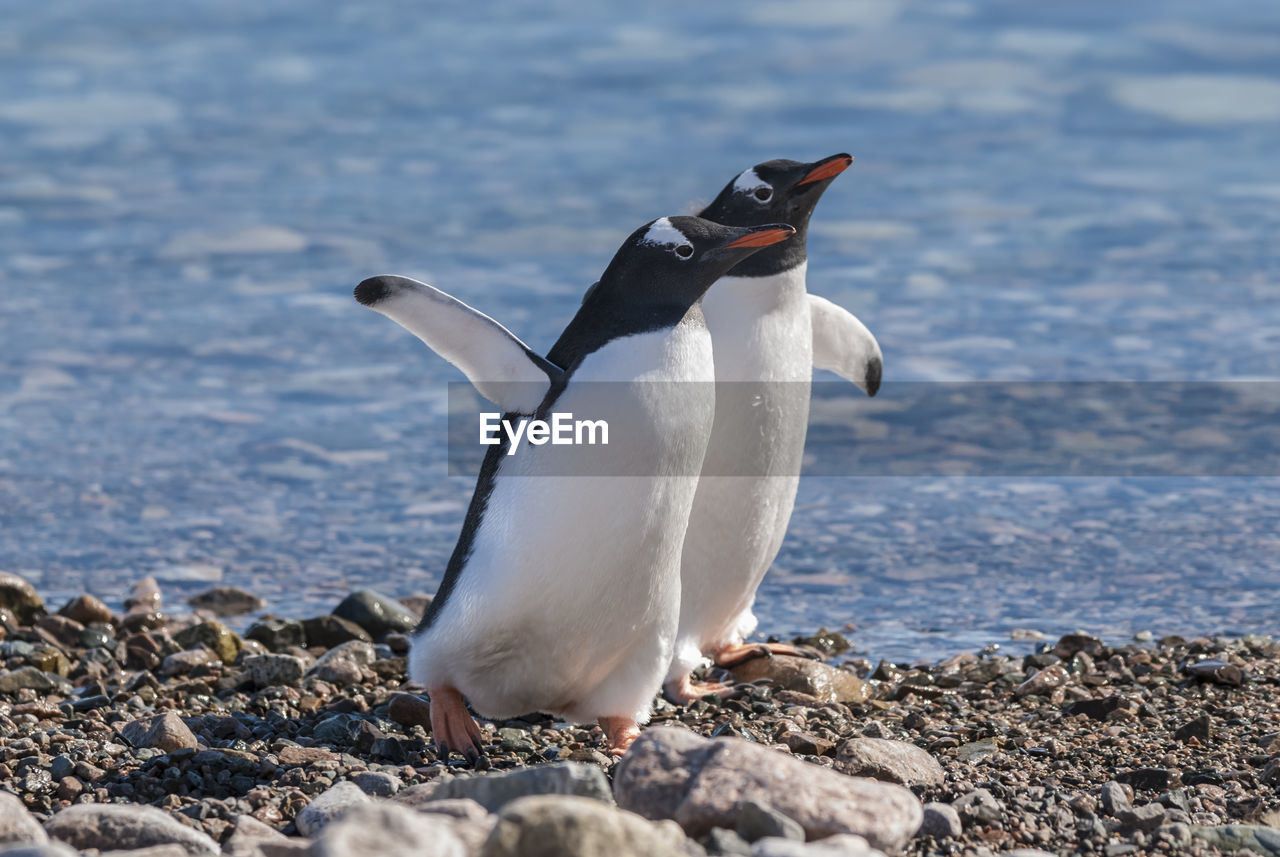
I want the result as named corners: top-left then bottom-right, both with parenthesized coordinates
top-left (809, 293), bottom-right (883, 397)
top-left (355, 275), bottom-right (562, 413)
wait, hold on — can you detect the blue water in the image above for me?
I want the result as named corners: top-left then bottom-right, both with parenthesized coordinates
top-left (1, 1), bottom-right (1278, 660)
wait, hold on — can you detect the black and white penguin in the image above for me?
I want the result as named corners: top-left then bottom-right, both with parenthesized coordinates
top-left (354, 216), bottom-right (795, 758)
top-left (666, 154), bottom-right (884, 702)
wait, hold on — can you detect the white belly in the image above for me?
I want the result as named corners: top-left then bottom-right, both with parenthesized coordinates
top-left (413, 323), bottom-right (714, 724)
top-left (672, 266), bottom-right (813, 674)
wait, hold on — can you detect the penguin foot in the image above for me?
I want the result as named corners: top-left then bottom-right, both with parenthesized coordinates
top-left (598, 716), bottom-right (641, 756)
top-left (713, 641), bottom-right (823, 668)
top-left (428, 685), bottom-right (486, 766)
top-left (663, 674), bottom-right (740, 705)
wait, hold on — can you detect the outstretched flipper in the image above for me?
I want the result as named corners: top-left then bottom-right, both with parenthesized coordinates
top-left (356, 275), bottom-right (563, 414)
top-left (809, 293), bottom-right (882, 396)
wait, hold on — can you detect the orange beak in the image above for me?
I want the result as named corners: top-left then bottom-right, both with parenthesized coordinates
top-left (797, 154), bottom-right (853, 186)
top-left (722, 225), bottom-right (796, 249)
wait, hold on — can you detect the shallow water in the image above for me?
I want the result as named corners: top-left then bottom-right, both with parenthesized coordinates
top-left (1, 0), bottom-right (1278, 662)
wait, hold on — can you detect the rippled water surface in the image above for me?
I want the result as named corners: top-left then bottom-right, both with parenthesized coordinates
top-left (2, 1), bottom-right (1278, 660)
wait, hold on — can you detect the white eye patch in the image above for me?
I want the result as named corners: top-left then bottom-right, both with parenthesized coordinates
top-left (639, 216), bottom-right (688, 248)
top-left (732, 168), bottom-right (770, 194)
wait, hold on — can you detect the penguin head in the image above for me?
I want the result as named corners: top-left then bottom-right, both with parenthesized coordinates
top-left (591, 216), bottom-right (795, 313)
top-left (698, 153), bottom-right (852, 277)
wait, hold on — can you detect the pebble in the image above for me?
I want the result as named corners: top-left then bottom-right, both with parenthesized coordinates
top-left (386, 693), bottom-right (432, 730)
top-left (118, 711), bottom-right (199, 754)
top-left (301, 615), bottom-right (372, 648)
top-left (481, 795), bottom-right (698, 857)
top-left (917, 802), bottom-right (962, 839)
top-left (433, 762), bottom-right (612, 812)
top-left (308, 801), bottom-right (468, 857)
top-left (330, 590), bottom-right (418, 639)
top-left (294, 781), bottom-right (372, 837)
top-left (43, 804), bottom-right (219, 856)
top-left (616, 727), bottom-right (921, 852)
top-left (0, 574), bottom-right (45, 625)
top-left (351, 771), bottom-right (402, 797)
top-left (729, 656), bottom-right (870, 704)
top-left (244, 653), bottom-right (307, 687)
top-left (0, 790), bottom-right (50, 845)
top-left (58, 594), bottom-right (113, 626)
top-left (735, 801), bottom-right (805, 843)
top-left (833, 737), bottom-right (944, 786)
top-left (186, 586), bottom-right (267, 617)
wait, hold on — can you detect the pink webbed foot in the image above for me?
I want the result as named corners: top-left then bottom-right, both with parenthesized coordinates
top-left (663, 673), bottom-right (740, 705)
top-left (428, 685), bottom-right (486, 766)
top-left (599, 716), bottom-right (641, 756)
top-left (713, 641), bottom-right (823, 668)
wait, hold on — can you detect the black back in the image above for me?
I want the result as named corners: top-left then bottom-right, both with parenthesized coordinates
top-left (699, 153), bottom-right (851, 278)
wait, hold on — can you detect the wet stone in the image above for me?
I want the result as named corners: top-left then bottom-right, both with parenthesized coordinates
top-left (1174, 714), bottom-right (1213, 742)
top-left (0, 574), bottom-right (45, 624)
top-left (729, 655), bottom-right (870, 704)
top-left (331, 590), bottom-right (419, 639)
top-left (244, 618), bottom-right (306, 652)
top-left (0, 667), bottom-right (60, 693)
top-left (173, 620), bottom-right (241, 664)
top-left (187, 585), bottom-right (266, 617)
top-left (302, 615), bottom-right (372, 648)
top-left (1185, 659), bottom-right (1243, 686)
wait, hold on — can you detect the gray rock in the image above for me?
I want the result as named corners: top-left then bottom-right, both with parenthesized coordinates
top-left (223, 814), bottom-right (288, 857)
top-left (0, 791), bottom-right (49, 845)
top-left (301, 615), bottom-right (371, 648)
top-left (409, 799), bottom-right (493, 852)
top-left (1118, 803), bottom-right (1166, 832)
top-left (1185, 659), bottom-right (1243, 686)
top-left (736, 802), bottom-right (804, 844)
top-left (917, 802), bottom-right (962, 838)
top-left (750, 835), bottom-right (883, 857)
top-left (708, 827), bottom-right (754, 856)
top-left (434, 762), bottom-right (612, 812)
top-left (387, 693), bottom-right (432, 730)
top-left (480, 795), bottom-right (701, 857)
top-left (307, 802), bottom-right (467, 857)
top-left (729, 656), bottom-right (870, 704)
top-left (159, 647), bottom-right (220, 677)
top-left (311, 659), bottom-right (362, 685)
top-left (1099, 781), bottom-right (1133, 816)
top-left (187, 586), bottom-right (266, 617)
top-left (0, 574), bottom-right (44, 624)
top-left (833, 738), bottom-right (944, 786)
top-left (1015, 664), bottom-right (1070, 697)
top-left (615, 727), bottom-right (921, 853)
top-left (295, 782), bottom-right (371, 837)
top-left (173, 621), bottom-right (241, 664)
top-left (331, 590), bottom-right (418, 638)
top-left (244, 653), bottom-right (307, 688)
top-left (99, 846), bottom-right (191, 857)
top-left (43, 804), bottom-right (219, 856)
top-left (389, 781), bottom-right (444, 809)
top-left (0, 667), bottom-right (58, 693)
top-left (118, 711), bottom-right (199, 754)
top-left (245, 618), bottom-right (306, 651)
top-left (1189, 824), bottom-right (1280, 856)
top-left (951, 789), bottom-right (1002, 825)
top-left (0, 845), bottom-right (79, 857)
top-left (313, 640), bottom-right (377, 668)
top-left (352, 771), bottom-right (402, 797)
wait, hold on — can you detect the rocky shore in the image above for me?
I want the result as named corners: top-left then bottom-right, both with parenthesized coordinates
top-left (0, 571), bottom-right (1276, 857)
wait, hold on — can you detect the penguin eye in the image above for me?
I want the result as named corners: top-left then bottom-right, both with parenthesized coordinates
top-left (674, 243), bottom-right (694, 259)
top-left (753, 187), bottom-right (773, 202)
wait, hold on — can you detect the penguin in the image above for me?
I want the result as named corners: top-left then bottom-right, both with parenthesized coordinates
top-left (665, 154), bottom-right (884, 702)
top-left (354, 216), bottom-right (795, 759)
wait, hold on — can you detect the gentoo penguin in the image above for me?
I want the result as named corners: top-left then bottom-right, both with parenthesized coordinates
top-left (354, 216), bottom-right (795, 759)
top-left (666, 154), bottom-right (884, 702)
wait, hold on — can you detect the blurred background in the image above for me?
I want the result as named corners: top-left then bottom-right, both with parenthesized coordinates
top-left (1, 0), bottom-right (1278, 659)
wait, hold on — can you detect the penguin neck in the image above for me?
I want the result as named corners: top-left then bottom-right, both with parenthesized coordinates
top-left (705, 260), bottom-right (808, 316)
